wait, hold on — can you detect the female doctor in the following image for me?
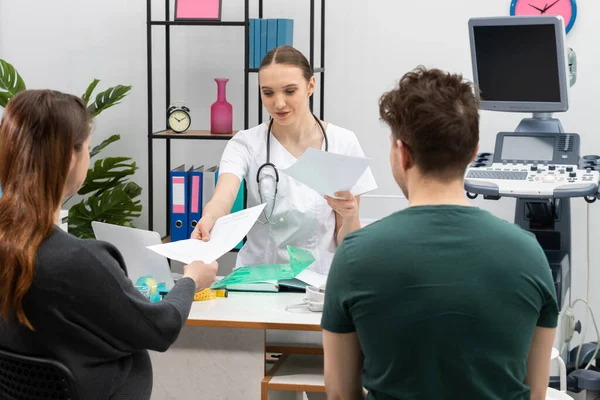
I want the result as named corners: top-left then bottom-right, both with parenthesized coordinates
top-left (192, 46), bottom-right (377, 274)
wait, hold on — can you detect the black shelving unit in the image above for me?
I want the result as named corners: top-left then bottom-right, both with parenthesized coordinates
top-left (146, 0), bottom-right (326, 237)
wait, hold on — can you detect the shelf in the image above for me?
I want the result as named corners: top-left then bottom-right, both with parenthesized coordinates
top-left (248, 67), bottom-right (324, 73)
top-left (149, 20), bottom-right (246, 27)
top-left (263, 354), bottom-right (325, 393)
top-left (146, 0), bottom-right (327, 234)
top-left (152, 130), bottom-right (237, 140)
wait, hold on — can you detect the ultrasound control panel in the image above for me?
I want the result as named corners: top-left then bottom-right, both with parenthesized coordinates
top-left (465, 132), bottom-right (600, 198)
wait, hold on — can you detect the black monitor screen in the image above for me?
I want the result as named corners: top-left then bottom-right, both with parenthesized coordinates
top-left (473, 24), bottom-right (561, 103)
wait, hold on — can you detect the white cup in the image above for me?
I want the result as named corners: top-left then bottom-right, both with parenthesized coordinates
top-left (304, 286), bottom-right (325, 312)
top-left (306, 285), bottom-right (325, 302)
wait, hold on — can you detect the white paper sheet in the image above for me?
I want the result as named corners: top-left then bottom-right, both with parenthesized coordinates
top-left (280, 147), bottom-right (370, 198)
top-left (147, 203), bottom-right (266, 264)
top-left (295, 269), bottom-right (328, 288)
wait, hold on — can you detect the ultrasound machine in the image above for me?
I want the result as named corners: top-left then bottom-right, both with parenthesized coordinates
top-left (466, 16), bottom-right (600, 396)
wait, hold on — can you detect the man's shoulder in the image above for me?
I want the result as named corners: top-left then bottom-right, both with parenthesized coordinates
top-left (344, 206), bottom-right (541, 258)
top-left (340, 211), bottom-right (414, 261)
top-left (471, 209), bottom-right (542, 249)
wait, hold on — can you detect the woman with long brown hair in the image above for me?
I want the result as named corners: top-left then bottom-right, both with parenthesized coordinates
top-left (0, 90), bottom-right (218, 399)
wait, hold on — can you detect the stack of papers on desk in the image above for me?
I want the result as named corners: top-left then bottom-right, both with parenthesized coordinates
top-left (280, 147), bottom-right (370, 198)
top-left (222, 270), bottom-right (328, 293)
top-left (212, 275), bottom-right (281, 293)
top-left (222, 281), bottom-right (281, 292)
top-left (147, 204), bottom-right (265, 264)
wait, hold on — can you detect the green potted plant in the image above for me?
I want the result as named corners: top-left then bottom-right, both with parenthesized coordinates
top-left (0, 59), bottom-right (142, 238)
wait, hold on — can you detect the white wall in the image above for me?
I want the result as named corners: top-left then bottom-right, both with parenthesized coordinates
top-left (2, 0), bottom-right (600, 346)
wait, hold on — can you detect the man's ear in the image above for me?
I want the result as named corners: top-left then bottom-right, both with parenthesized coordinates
top-left (470, 143), bottom-right (480, 163)
top-left (398, 140), bottom-right (413, 170)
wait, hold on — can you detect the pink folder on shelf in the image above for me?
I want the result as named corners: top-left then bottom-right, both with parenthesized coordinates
top-left (175, 0), bottom-right (222, 20)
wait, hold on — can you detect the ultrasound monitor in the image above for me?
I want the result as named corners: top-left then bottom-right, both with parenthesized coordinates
top-left (468, 16), bottom-right (569, 113)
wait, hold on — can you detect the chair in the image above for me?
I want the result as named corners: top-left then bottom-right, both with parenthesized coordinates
top-left (546, 347), bottom-right (574, 400)
top-left (0, 348), bottom-right (80, 400)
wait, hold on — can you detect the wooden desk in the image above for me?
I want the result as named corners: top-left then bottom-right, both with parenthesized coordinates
top-left (150, 292), bottom-right (322, 399)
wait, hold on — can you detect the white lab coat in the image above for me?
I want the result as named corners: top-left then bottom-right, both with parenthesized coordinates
top-left (219, 122), bottom-right (377, 275)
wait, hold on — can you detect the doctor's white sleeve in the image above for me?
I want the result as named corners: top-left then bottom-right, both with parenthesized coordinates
top-left (219, 133), bottom-right (251, 182)
top-left (344, 132), bottom-right (378, 196)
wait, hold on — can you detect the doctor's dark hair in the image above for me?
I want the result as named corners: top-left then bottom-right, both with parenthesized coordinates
top-left (0, 90), bottom-right (91, 330)
top-left (259, 45), bottom-right (313, 82)
top-left (379, 66), bottom-right (480, 180)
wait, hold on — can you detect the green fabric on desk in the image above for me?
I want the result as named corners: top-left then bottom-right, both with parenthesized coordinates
top-left (212, 246), bottom-right (314, 288)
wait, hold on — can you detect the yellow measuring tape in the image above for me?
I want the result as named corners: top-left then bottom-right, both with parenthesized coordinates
top-left (194, 288), bottom-right (228, 301)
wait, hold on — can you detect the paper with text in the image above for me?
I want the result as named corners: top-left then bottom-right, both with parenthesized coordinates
top-left (280, 147), bottom-right (370, 198)
top-left (147, 203), bottom-right (266, 264)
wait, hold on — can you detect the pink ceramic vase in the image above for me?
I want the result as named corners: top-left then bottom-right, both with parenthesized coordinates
top-left (210, 78), bottom-right (233, 134)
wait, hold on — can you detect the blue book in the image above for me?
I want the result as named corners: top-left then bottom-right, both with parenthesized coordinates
top-left (249, 19), bottom-right (256, 69)
top-left (169, 165), bottom-right (188, 242)
top-left (187, 165), bottom-right (203, 238)
top-left (254, 18), bottom-right (261, 68)
top-left (276, 19), bottom-right (294, 47)
top-left (260, 19), bottom-right (268, 64)
top-left (267, 19), bottom-right (278, 54)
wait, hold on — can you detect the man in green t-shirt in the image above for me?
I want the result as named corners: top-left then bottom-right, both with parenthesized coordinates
top-left (321, 67), bottom-right (558, 400)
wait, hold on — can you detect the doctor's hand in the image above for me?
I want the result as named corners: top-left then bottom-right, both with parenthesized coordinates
top-left (324, 191), bottom-right (358, 219)
top-left (191, 215), bottom-right (217, 242)
top-left (183, 260), bottom-right (219, 291)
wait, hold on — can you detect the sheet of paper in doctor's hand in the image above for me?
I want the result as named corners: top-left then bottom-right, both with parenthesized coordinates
top-left (280, 147), bottom-right (370, 198)
top-left (146, 203), bottom-right (266, 264)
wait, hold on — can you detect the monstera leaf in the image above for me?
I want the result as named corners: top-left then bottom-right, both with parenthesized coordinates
top-left (119, 181), bottom-right (143, 199)
top-left (78, 157), bottom-right (138, 196)
top-left (89, 134), bottom-right (120, 158)
top-left (82, 79), bottom-right (100, 106)
top-left (0, 59), bottom-right (26, 107)
top-left (87, 84), bottom-right (132, 117)
top-left (0, 59), bottom-right (140, 238)
top-left (67, 135), bottom-right (142, 237)
top-left (68, 187), bottom-right (142, 239)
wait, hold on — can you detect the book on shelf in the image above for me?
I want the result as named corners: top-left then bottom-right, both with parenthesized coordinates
top-left (249, 18), bottom-right (294, 68)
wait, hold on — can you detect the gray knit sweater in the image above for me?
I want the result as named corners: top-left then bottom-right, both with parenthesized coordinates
top-left (0, 226), bottom-right (196, 399)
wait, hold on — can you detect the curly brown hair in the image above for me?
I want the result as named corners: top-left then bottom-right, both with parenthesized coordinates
top-left (379, 66), bottom-right (480, 180)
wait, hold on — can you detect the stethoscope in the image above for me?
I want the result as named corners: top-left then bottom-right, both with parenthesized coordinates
top-left (256, 113), bottom-right (328, 224)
